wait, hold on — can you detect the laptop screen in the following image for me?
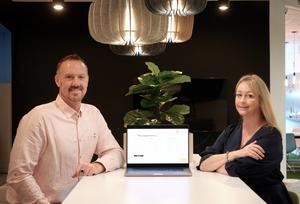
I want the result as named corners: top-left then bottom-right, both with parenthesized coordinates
top-left (126, 125), bottom-right (189, 164)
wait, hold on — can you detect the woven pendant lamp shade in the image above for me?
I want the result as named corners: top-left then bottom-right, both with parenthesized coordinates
top-left (88, 0), bottom-right (168, 45)
top-left (163, 15), bottom-right (194, 43)
top-left (145, 0), bottom-right (207, 16)
top-left (109, 43), bottom-right (167, 56)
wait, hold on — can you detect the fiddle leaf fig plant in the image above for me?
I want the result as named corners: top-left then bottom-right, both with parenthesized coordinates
top-left (123, 62), bottom-right (191, 127)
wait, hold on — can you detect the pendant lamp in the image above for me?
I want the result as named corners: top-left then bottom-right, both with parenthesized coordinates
top-left (145, 0), bottom-right (207, 16)
top-left (162, 14), bottom-right (194, 43)
top-left (88, 0), bottom-right (168, 45)
top-left (292, 31), bottom-right (297, 85)
top-left (109, 43), bottom-right (167, 56)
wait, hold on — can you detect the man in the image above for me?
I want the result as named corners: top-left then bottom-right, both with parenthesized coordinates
top-left (6, 54), bottom-right (124, 203)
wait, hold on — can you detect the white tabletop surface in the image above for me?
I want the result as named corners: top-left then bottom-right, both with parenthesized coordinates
top-left (63, 155), bottom-right (266, 204)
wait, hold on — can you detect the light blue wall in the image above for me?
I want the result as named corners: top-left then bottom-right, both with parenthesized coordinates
top-left (0, 23), bottom-right (11, 173)
top-left (0, 23), bottom-right (11, 83)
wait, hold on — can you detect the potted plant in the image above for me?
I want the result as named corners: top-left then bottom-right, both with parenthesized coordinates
top-left (123, 61), bottom-right (191, 127)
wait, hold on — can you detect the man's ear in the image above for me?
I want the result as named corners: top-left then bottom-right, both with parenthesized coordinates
top-left (55, 74), bottom-right (60, 87)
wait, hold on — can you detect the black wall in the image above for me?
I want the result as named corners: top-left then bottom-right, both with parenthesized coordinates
top-left (0, 1), bottom-right (269, 146)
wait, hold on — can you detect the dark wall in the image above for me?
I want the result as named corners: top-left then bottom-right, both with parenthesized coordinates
top-left (0, 1), bottom-right (269, 146)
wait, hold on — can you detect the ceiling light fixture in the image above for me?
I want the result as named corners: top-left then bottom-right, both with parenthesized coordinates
top-left (163, 15), bottom-right (194, 43)
top-left (53, 0), bottom-right (64, 11)
top-left (88, 0), bottom-right (168, 45)
top-left (109, 43), bottom-right (167, 56)
top-left (292, 31), bottom-right (297, 85)
top-left (218, 0), bottom-right (230, 11)
top-left (145, 0), bottom-right (207, 16)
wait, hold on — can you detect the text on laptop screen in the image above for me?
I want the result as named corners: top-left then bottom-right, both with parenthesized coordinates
top-left (127, 128), bottom-right (189, 164)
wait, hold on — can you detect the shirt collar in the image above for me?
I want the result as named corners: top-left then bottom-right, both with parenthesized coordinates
top-left (55, 95), bottom-right (82, 120)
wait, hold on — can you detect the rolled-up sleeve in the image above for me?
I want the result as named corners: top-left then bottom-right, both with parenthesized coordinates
top-left (94, 111), bottom-right (125, 171)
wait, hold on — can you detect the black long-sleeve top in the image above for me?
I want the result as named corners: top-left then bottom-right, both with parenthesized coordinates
top-left (199, 123), bottom-right (292, 204)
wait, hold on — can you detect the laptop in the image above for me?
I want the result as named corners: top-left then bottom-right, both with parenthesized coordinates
top-left (124, 124), bottom-right (192, 177)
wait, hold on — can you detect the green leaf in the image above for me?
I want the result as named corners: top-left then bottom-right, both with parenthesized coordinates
top-left (138, 73), bottom-right (159, 86)
top-left (160, 112), bottom-right (185, 125)
top-left (126, 84), bottom-right (152, 96)
top-left (158, 71), bottom-right (181, 84)
top-left (139, 88), bottom-right (161, 100)
top-left (161, 90), bottom-right (177, 98)
top-left (160, 105), bottom-right (190, 125)
top-left (123, 109), bottom-right (154, 127)
top-left (166, 105), bottom-right (190, 115)
top-left (140, 94), bottom-right (178, 109)
top-left (140, 98), bottom-right (156, 108)
top-left (145, 62), bottom-right (160, 76)
top-left (162, 75), bottom-right (191, 86)
top-left (153, 91), bottom-right (177, 108)
top-left (159, 96), bottom-right (177, 107)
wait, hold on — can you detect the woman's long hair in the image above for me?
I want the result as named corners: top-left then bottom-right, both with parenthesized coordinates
top-left (235, 74), bottom-right (280, 133)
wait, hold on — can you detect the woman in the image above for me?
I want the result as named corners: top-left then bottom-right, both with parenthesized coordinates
top-left (198, 74), bottom-right (292, 204)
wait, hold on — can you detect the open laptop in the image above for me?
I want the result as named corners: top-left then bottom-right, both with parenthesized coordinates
top-left (124, 124), bottom-right (192, 177)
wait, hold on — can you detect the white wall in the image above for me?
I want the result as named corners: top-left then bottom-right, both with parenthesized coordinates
top-left (270, 0), bottom-right (286, 176)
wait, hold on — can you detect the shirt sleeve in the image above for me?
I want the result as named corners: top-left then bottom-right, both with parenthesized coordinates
top-left (94, 110), bottom-right (125, 171)
top-left (197, 125), bottom-right (235, 169)
top-left (7, 109), bottom-right (51, 204)
top-left (225, 127), bottom-right (283, 179)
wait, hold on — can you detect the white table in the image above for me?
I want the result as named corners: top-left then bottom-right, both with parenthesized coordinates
top-left (63, 155), bottom-right (265, 204)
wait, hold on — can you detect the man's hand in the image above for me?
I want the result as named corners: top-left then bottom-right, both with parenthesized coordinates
top-left (72, 162), bottom-right (105, 178)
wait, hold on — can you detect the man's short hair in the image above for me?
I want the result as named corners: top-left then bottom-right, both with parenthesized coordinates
top-left (56, 54), bottom-right (88, 73)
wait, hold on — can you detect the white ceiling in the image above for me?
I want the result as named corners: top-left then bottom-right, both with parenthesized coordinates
top-left (286, 7), bottom-right (300, 75)
top-left (286, 7), bottom-right (300, 44)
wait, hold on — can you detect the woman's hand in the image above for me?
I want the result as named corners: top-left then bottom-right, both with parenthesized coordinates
top-left (216, 165), bottom-right (228, 175)
top-left (239, 141), bottom-right (265, 160)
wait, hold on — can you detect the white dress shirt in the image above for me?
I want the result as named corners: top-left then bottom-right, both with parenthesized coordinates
top-left (7, 95), bottom-right (124, 203)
